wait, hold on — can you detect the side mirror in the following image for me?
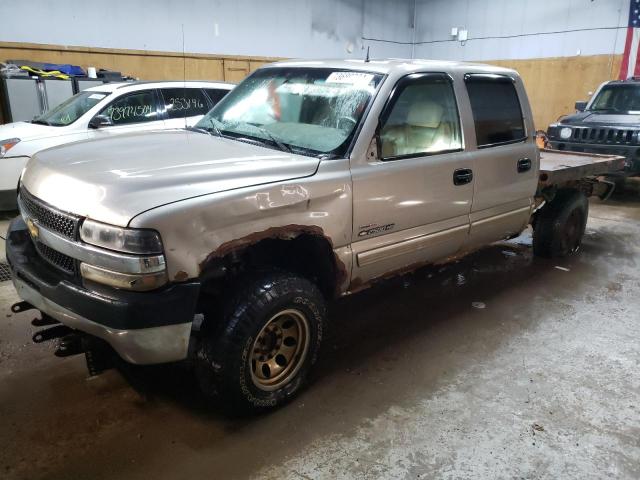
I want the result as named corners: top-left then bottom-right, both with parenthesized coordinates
top-left (366, 135), bottom-right (381, 162)
top-left (574, 101), bottom-right (587, 112)
top-left (88, 115), bottom-right (113, 129)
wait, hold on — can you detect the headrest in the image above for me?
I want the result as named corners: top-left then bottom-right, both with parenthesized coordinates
top-left (407, 101), bottom-right (444, 128)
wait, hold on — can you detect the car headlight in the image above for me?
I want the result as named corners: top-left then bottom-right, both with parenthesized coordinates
top-left (0, 138), bottom-right (20, 157)
top-left (559, 127), bottom-right (573, 139)
top-left (80, 219), bottom-right (163, 254)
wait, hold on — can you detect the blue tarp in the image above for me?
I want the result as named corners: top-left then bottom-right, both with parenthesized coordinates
top-left (42, 63), bottom-right (85, 76)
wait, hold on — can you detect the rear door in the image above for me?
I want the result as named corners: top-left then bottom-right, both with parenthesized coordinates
top-left (160, 87), bottom-right (212, 128)
top-left (350, 73), bottom-right (474, 283)
top-left (463, 74), bottom-right (538, 248)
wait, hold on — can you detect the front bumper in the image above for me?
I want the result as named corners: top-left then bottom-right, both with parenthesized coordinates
top-left (6, 217), bottom-right (200, 364)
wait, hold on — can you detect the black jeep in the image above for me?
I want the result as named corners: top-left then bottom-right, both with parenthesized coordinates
top-left (547, 78), bottom-right (640, 173)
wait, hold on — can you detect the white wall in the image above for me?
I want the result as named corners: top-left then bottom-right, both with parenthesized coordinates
top-left (0, 0), bottom-right (413, 59)
top-left (413, 0), bottom-right (629, 61)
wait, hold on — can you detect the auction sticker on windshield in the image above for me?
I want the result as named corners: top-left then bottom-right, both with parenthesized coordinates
top-left (326, 72), bottom-right (375, 85)
top-left (88, 94), bottom-right (107, 100)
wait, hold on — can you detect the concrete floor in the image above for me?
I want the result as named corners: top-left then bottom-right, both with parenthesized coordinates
top-left (0, 193), bottom-right (639, 480)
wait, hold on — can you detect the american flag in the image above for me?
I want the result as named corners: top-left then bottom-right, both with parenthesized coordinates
top-left (620, 0), bottom-right (640, 79)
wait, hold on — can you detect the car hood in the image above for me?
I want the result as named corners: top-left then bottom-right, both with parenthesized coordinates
top-left (20, 130), bottom-right (320, 226)
top-left (0, 121), bottom-right (72, 142)
top-left (560, 111), bottom-right (640, 126)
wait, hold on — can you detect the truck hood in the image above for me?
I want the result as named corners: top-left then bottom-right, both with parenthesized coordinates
top-left (0, 121), bottom-right (73, 142)
top-left (559, 111), bottom-right (640, 126)
top-left (20, 130), bottom-right (320, 226)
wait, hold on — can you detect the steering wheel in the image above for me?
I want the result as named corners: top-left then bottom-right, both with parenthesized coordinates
top-left (336, 116), bottom-right (357, 130)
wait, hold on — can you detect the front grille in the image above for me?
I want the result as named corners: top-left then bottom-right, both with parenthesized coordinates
top-left (19, 189), bottom-right (79, 239)
top-left (34, 241), bottom-right (77, 274)
top-left (570, 127), bottom-right (638, 146)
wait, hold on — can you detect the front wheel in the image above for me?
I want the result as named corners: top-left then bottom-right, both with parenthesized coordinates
top-left (195, 272), bottom-right (326, 414)
top-left (533, 189), bottom-right (589, 258)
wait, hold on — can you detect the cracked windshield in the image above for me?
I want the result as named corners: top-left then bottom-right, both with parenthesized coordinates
top-left (196, 67), bottom-right (383, 156)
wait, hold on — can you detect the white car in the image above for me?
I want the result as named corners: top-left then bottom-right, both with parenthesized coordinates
top-left (0, 80), bottom-right (234, 210)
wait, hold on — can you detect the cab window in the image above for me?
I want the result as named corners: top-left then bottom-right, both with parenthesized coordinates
top-left (161, 88), bottom-right (211, 119)
top-left (101, 91), bottom-right (159, 126)
top-left (465, 74), bottom-right (526, 147)
top-left (379, 73), bottom-right (462, 160)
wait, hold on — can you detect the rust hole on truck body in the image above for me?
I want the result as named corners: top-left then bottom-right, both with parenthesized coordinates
top-left (199, 224), bottom-right (348, 298)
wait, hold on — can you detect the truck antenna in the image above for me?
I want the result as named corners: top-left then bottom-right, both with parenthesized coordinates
top-left (365, 46), bottom-right (370, 63)
top-left (182, 23), bottom-right (187, 130)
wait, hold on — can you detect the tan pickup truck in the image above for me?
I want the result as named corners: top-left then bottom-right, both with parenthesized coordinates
top-left (5, 59), bottom-right (624, 412)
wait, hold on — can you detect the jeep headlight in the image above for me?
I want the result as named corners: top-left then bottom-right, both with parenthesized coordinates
top-left (80, 219), bottom-right (163, 254)
top-left (0, 138), bottom-right (20, 157)
top-left (559, 127), bottom-right (573, 139)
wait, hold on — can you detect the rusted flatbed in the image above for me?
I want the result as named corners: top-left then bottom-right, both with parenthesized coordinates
top-left (538, 149), bottom-right (625, 189)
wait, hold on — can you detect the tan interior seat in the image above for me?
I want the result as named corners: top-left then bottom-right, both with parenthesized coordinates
top-left (381, 100), bottom-right (453, 157)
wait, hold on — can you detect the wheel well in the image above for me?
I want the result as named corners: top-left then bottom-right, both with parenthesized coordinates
top-left (199, 234), bottom-right (344, 300)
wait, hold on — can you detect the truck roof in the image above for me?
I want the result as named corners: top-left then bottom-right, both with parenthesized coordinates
top-left (263, 58), bottom-right (518, 77)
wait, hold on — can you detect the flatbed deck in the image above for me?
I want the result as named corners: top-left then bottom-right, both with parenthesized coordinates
top-left (538, 149), bottom-right (625, 188)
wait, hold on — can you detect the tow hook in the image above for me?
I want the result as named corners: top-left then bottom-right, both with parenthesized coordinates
top-left (32, 325), bottom-right (73, 344)
top-left (55, 333), bottom-right (84, 358)
top-left (31, 314), bottom-right (59, 327)
top-left (11, 301), bottom-right (35, 313)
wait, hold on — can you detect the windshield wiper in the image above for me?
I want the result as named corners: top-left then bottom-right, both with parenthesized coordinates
top-left (31, 119), bottom-right (51, 126)
top-left (237, 122), bottom-right (292, 154)
top-left (205, 117), bottom-right (224, 137)
top-left (185, 126), bottom-right (213, 135)
top-left (257, 127), bottom-right (292, 154)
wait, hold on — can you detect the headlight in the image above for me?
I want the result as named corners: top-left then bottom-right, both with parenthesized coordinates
top-left (559, 127), bottom-right (572, 139)
top-left (0, 138), bottom-right (20, 157)
top-left (80, 219), bottom-right (163, 254)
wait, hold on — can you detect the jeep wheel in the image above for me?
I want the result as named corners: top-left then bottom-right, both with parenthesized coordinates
top-left (195, 272), bottom-right (326, 414)
top-left (533, 189), bottom-right (589, 258)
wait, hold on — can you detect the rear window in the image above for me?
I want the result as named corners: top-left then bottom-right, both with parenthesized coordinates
top-left (465, 75), bottom-right (525, 147)
top-left (161, 88), bottom-right (210, 119)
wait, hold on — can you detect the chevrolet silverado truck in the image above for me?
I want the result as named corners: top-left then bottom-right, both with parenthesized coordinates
top-left (5, 60), bottom-right (624, 413)
top-left (546, 77), bottom-right (640, 174)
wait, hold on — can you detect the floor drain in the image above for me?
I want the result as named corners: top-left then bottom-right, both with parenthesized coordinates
top-left (0, 261), bottom-right (11, 283)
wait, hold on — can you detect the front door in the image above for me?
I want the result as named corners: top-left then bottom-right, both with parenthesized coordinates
top-left (350, 73), bottom-right (474, 285)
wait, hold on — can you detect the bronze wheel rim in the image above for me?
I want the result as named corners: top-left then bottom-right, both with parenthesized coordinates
top-left (250, 309), bottom-right (310, 391)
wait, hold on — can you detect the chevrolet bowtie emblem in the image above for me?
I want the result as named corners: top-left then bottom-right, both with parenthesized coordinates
top-left (26, 218), bottom-right (39, 240)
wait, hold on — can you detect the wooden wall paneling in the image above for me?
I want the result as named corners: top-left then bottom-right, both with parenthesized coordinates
top-left (223, 59), bottom-right (250, 82)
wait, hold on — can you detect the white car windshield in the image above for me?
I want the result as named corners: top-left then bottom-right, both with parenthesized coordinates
top-left (33, 91), bottom-right (110, 126)
top-left (195, 67), bottom-right (383, 157)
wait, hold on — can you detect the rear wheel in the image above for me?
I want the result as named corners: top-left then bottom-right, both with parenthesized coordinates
top-left (533, 189), bottom-right (589, 258)
top-left (195, 271), bottom-right (326, 414)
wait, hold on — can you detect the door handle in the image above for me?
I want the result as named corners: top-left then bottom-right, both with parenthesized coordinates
top-left (517, 157), bottom-right (532, 173)
top-left (453, 168), bottom-right (473, 186)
